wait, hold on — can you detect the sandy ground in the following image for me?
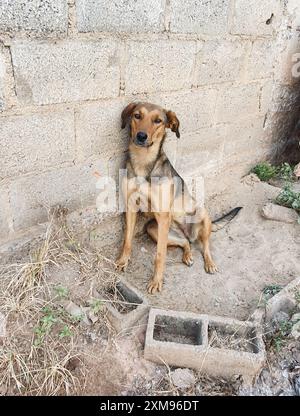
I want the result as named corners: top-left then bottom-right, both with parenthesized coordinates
top-left (1, 175), bottom-right (299, 396)
top-left (107, 177), bottom-right (300, 321)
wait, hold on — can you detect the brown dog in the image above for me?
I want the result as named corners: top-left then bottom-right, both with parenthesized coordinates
top-left (116, 102), bottom-right (241, 294)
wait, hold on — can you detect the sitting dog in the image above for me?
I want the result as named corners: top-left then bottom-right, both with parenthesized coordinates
top-left (116, 102), bottom-right (241, 294)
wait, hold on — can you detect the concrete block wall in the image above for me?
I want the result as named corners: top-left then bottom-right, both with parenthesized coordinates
top-left (0, 0), bottom-right (299, 244)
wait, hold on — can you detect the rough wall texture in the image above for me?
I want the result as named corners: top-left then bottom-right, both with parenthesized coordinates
top-left (0, 0), bottom-right (300, 244)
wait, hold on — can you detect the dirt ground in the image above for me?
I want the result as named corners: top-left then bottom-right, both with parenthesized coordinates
top-left (0, 175), bottom-right (299, 396)
top-left (108, 176), bottom-right (300, 320)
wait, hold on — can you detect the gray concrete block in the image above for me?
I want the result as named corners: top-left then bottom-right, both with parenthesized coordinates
top-left (9, 160), bottom-right (103, 231)
top-left (0, 0), bottom-right (68, 35)
top-left (0, 110), bottom-right (75, 179)
top-left (149, 88), bottom-right (218, 134)
top-left (231, 0), bottom-right (281, 36)
top-left (170, 0), bottom-right (230, 35)
top-left (196, 40), bottom-right (247, 86)
top-left (125, 40), bottom-right (196, 94)
top-left (266, 277), bottom-right (300, 322)
top-left (76, 98), bottom-right (126, 161)
top-left (11, 40), bottom-right (120, 105)
top-left (216, 83), bottom-right (261, 123)
top-left (246, 40), bottom-right (276, 80)
top-left (76, 0), bottom-right (165, 33)
top-left (144, 308), bottom-right (265, 382)
top-left (0, 49), bottom-right (4, 111)
top-left (97, 279), bottom-right (149, 333)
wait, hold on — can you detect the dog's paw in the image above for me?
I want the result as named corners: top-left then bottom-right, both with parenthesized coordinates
top-left (147, 278), bottom-right (162, 294)
top-left (182, 252), bottom-right (194, 267)
top-left (204, 260), bottom-right (218, 274)
top-left (115, 257), bottom-right (129, 272)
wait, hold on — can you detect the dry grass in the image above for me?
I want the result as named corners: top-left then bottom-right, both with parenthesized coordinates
top-left (0, 208), bottom-right (122, 396)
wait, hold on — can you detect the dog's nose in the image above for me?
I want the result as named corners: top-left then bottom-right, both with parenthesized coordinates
top-left (136, 132), bottom-right (147, 143)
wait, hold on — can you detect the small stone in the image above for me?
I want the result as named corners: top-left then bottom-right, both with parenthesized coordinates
top-left (62, 301), bottom-right (90, 325)
top-left (291, 313), bottom-right (300, 323)
top-left (171, 368), bottom-right (196, 389)
top-left (87, 309), bottom-right (99, 324)
top-left (291, 321), bottom-right (300, 340)
top-left (261, 203), bottom-right (298, 224)
top-left (272, 311), bottom-right (290, 327)
top-left (294, 375), bottom-right (300, 396)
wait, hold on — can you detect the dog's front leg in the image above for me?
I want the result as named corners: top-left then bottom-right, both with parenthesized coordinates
top-left (116, 210), bottom-right (137, 271)
top-left (147, 213), bottom-right (170, 294)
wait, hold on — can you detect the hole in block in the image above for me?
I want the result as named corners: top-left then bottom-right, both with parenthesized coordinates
top-left (153, 315), bottom-right (203, 345)
top-left (106, 281), bottom-right (143, 314)
top-left (208, 322), bottom-right (259, 353)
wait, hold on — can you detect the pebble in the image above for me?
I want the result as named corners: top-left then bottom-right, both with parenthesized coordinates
top-left (171, 368), bottom-right (196, 389)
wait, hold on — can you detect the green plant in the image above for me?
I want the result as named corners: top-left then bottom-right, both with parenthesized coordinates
top-left (252, 162), bottom-right (277, 181)
top-left (53, 285), bottom-right (69, 299)
top-left (263, 284), bottom-right (283, 299)
top-left (34, 309), bottom-right (57, 346)
top-left (273, 320), bottom-right (293, 351)
top-left (276, 185), bottom-right (300, 212)
top-left (59, 325), bottom-right (73, 338)
top-left (90, 299), bottom-right (103, 314)
top-left (277, 162), bottom-right (295, 182)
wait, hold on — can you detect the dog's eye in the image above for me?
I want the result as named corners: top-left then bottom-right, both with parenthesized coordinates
top-left (134, 113), bottom-right (141, 120)
top-left (154, 119), bottom-right (161, 124)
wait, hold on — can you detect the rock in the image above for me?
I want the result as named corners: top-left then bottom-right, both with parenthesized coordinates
top-left (294, 164), bottom-right (300, 178)
top-left (171, 368), bottom-right (196, 389)
top-left (241, 173), bottom-right (261, 186)
top-left (291, 313), bottom-right (300, 323)
top-left (87, 308), bottom-right (99, 324)
top-left (294, 375), bottom-right (300, 396)
top-left (272, 311), bottom-right (290, 326)
top-left (291, 321), bottom-right (300, 340)
top-left (62, 301), bottom-right (90, 325)
top-left (261, 203), bottom-right (298, 224)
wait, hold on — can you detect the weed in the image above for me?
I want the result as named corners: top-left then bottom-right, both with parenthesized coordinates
top-left (54, 285), bottom-right (69, 299)
top-left (276, 185), bottom-right (300, 212)
top-left (272, 320), bottom-right (293, 352)
top-left (252, 162), bottom-right (277, 181)
top-left (277, 162), bottom-right (296, 182)
top-left (90, 299), bottom-right (103, 315)
top-left (59, 325), bottom-right (73, 339)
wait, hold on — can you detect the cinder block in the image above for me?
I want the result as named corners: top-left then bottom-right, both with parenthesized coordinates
top-left (76, 0), bottom-right (165, 33)
top-left (9, 160), bottom-right (104, 231)
top-left (196, 40), bottom-right (247, 86)
top-left (215, 83), bottom-right (261, 123)
top-left (0, 110), bottom-right (75, 178)
top-left (169, 0), bottom-right (230, 35)
top-left (223, 117), bottom-right (268, 163)
top-left (0, 0), bottom-right (68, 35)
top-left (76, 98), bottom-right (126, 161)
top-left (125, 40), bottom-right (196, 94)
top-left (149, 88), bottom-right (218, 134)
top-left (144, 308), bottom-right (265, 382)
top-left (231, 0), bottom-right (281, 36)
top-left (11, 40), bottom-right (120, 105)
top-left (144, 309), bottom-right (208, 369)
top-left (169, 126), bottom-right (226, 180)
top-left (246, 40), bottom-right (276, 80)
top-left (0, 186), bottom-right (10, 238)
top-left (98, 279), bottom-right (149, 333)
top-left (265, 277), bottom-right (300, 322)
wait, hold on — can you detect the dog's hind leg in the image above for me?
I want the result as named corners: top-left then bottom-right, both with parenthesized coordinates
top-left (147, 220), bottom-right (194, 267)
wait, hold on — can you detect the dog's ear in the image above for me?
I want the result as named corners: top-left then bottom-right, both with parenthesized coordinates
top-left (165, 110), bottom-right (180, 138)
top-left (121, 102), bottom-right (138, 129)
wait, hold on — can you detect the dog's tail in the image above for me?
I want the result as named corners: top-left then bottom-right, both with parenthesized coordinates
top-left (211, 207), bottom-right (242, 232)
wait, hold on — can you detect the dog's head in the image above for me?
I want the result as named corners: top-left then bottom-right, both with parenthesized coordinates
top-left (121, 102), bottom-right (180, 147)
